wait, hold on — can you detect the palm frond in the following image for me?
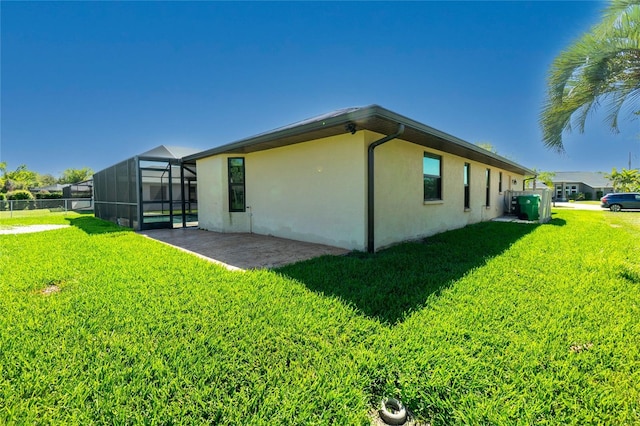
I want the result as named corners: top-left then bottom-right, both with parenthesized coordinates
top-left (540, 0), bottom-right (640, 151)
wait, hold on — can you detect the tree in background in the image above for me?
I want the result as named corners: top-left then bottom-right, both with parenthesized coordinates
top-left (2, 164), bottom-right (39, 192)
top-left (474, 142), bottom-right (519, 162)
top-left (475, 142), bottom-right (499, 154)
top-left (537, 171), bottom-right (557, 188)
top-left (58, 167), bottom-right (94, 184)
top-left (607, 167), bottom-right (640, 191)
top-left (39, 174), bottom-right (58, 187)
top-left (540, 0), bottom-right (640, 152)
top-left (1, 164), bottom-right (94, 193)
top-left (0, 162), bottom-right (6, 191)
top-left (0, 164), bottom-right (92, 210)
top-left (524, 169), bottom-right (556, 189)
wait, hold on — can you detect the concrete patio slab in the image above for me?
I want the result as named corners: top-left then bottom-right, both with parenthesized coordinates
top-left (138, 227), bottom-right (350, 271)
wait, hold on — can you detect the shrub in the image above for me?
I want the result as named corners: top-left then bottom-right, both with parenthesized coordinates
top-left (0, 193), bottom-right (7, 210)
top-left (6, 190), bottom-right (35, 209)
top-left (35, 191), bottom-right (63, 199)
top-left (6, 190), bottom-right (34, 200)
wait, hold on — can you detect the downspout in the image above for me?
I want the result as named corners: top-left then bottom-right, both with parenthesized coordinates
top-left (367, 123), bottom-right (405, 253)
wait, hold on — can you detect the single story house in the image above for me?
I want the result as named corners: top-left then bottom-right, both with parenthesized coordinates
top-left (551, 171), bottom-right (613, 201)
top-left (183, 105), bottom-right (534, 252)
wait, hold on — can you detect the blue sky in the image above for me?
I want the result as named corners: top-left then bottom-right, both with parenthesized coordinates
top-left (2, 1), bottom-right (639, 177)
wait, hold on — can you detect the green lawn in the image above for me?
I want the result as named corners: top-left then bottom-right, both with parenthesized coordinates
top-left (0, 209), bottom-right (77, 220)
top-left (1, 210), bottom-right (639, 424)
top-left (570, 200), bottom-right (601, 205)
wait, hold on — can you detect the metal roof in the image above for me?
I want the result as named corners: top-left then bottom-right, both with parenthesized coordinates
top-left (184, 105), bottom-right (534, 175)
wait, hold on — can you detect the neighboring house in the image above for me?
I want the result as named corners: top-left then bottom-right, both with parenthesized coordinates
top-left (94, 145), bottom-right (199, 230)
top-left (551, 171), bottom-right (613, 201)
top-left (183, 105), bottom-right (534, 252)
top-left (62, 179), bottom-right (93, 199)
top-left (31, 184), bottom-right (67, 193)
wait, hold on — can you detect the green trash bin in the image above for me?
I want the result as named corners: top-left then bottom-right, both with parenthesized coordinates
top-left (517, 195), bottom-right (540, 221)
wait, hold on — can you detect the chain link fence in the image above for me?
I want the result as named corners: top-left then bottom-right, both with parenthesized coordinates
top-left (0, 198), bottom-right (93, 218)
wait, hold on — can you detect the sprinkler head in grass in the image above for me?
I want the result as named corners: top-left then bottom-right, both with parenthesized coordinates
top-left (379, 397), bottom-right (407, 425)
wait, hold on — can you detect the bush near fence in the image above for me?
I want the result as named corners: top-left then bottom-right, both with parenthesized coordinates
top-left (6, 190), bottom-right (35, 200)
top-left (5, 190), bottom-right (36, 210)
top-left (34, 191), bottom-right (64, 199)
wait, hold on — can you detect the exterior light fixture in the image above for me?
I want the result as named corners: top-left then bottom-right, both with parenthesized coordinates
top-left (345, 123), bottom-right (357, 134)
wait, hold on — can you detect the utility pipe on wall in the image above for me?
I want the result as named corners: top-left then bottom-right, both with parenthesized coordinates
top-left (367, 123), bottom-right (405, 253)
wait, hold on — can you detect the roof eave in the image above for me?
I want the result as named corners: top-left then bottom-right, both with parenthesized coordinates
top-left (184, 105), bottom-right (533, 176)
top-left (183, 106), bottom-right (380, 161)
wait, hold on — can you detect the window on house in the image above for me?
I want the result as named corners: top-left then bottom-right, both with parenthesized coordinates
top-left (228, 157), bottom-right (245, 212)
top-left (464, 163), bottom-right (470, 209)
top-left (423, 153), bottom-right (442, 201)
top-left (499, 171), bottom-right (503, 193)
top-left (485, 168), bottom-right (491, 207)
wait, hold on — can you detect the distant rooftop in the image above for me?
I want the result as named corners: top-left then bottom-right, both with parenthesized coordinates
top-left (139, 145), bottom-right (200, 160)
top-left (551, 171), bottom-right (613, 188)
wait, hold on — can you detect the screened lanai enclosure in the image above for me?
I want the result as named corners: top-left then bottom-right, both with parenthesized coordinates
top-left (93, 145), bottom-right (198, 230)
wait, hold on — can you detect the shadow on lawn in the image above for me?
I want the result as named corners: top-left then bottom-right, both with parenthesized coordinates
top-left (276, 220), bottom-right (541, 325)
top-left (66, 216), bottom-right (132, 235)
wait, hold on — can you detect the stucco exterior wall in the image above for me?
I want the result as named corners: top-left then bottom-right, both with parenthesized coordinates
top-left (245, 133), bottom-right (368, 250)
top-left (371, 132), bottom-right (524, 250)
top-left (197, 131), bottom-right (525, 252)
top-left (197, 133), bottom-right (368, 250)
top-left (196, 155), bottom-right (251, 232)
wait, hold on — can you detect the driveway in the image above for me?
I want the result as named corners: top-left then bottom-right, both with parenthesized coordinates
top-left (138, 227), bottom-right (349, 271)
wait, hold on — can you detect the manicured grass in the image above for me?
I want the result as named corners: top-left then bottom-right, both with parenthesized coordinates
top-left (1, 210), bottom-right (639, 424)
top-left (390, 210), bottom-right (640, 424)
top-left (0, 213), bottom-right (381, 424)
top-left (0, 209), bottom-right (92, 223)
top-left (571, 200), bottom-right (601, 205)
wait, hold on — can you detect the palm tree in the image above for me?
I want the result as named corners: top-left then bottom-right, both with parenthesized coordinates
top-left (540, 0), bottom-right (640, 152)
top-left (607, 167), bottom-right (640, 191)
